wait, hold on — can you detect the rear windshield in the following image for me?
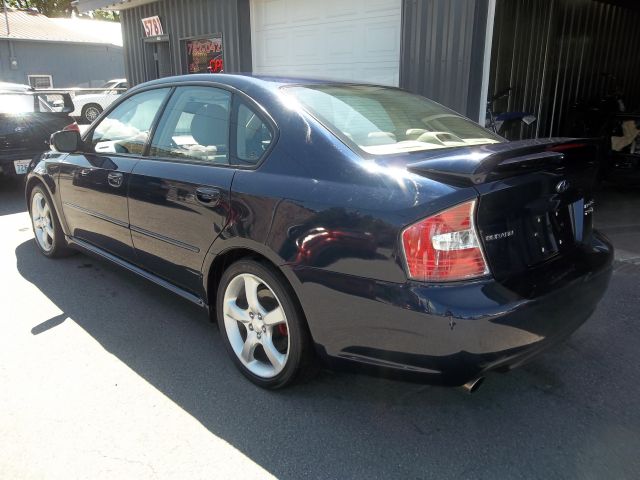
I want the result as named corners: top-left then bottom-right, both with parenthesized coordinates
top-left (0, 93), bottom-right (66, 114)
top-left (284, 85), bottom-right (503, 155)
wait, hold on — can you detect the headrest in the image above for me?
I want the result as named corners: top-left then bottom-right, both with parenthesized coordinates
top-left (190, 104), bottom-right (228, 147)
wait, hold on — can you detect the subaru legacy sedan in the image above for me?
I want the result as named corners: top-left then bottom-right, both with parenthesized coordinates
top-left (25, 74), bottom-right (612, 390)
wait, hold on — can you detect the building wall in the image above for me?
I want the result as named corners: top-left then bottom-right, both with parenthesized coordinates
top-left (0, 40), bottom-right (124, 87)
top-left (117, 0), bottom-right (492, 119)
top-left (120, 0), bottom-right (251, 86)
top-left (400, 0), bottom-right (491, 120)
top-left (490, 0), bottom-right (640, 139)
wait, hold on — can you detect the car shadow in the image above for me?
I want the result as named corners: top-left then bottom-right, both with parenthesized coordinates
top-left (14, 239), bottom-right (640, 478)
top-left (0, 176), bottom-right (27, 216)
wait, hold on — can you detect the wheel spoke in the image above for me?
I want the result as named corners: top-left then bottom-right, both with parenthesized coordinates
top-left (42, 204), bottom-right (50, 219)
top-left (41, 231), bottom-right (52, 249)
top-left (224, 297), bottom-right (251, 324)
top-left (44, 223), bottom-right (54, 239)
top-left (241, 334), bottom-right (258, 363)
top-left (262, 336), bottom-right (285, 370)
top-left (243, 275), bottom-right (263, 313)
top-left (263, 306), bottom-right (285, 326)
top-left (37, 199), bottom-right (45, 216)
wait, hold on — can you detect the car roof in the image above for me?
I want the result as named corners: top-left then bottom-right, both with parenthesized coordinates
top-left (133, 73), bottom-right (377, 92)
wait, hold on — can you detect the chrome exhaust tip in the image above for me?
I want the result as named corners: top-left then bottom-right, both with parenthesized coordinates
top-left (461, 377), bottom-right (485, 394)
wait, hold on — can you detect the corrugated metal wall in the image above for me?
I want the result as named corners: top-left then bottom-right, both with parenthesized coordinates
top-left (490, 0), bottom-right (640, 139)
top-left (400, 0), bottom-right (490, 120)
top-left (120, 0), bottom-right (251, 86)
top-left (0, 41), bottom-right (124, 87)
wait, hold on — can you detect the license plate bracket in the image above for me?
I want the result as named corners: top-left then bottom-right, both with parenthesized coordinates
top-left (13, 159), bottom-right (31, 175)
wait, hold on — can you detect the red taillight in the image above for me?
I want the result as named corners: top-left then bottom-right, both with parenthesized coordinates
top-left (63, 122), bottom-right (80, 132)
top-left (401, 199), bottom-right (489, 282)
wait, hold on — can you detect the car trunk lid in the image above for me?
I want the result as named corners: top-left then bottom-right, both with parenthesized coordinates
top-left (404, 138), bottom-right (601, 293)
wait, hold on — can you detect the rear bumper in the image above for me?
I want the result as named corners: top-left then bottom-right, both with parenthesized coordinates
top-left (287, 232), bottom-right (613, 386)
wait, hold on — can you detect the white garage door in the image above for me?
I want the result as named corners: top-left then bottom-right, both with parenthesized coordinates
top-left (250, 0), bottom-right (402, 86)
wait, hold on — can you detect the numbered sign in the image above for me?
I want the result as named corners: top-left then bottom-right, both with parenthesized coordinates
top-left (141, 16), bottom-right (164, 37)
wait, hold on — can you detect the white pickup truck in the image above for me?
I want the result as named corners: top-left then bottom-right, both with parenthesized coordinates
top-left (71, 79), bottom-right (128, 124)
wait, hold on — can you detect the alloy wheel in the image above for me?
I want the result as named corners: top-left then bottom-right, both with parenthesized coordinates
top-left (31, 191), bottom-right (54, 252)
top-left (222, 273), bottom-right (290, 378)
top-left (85, 106), bottom-right (101, 122)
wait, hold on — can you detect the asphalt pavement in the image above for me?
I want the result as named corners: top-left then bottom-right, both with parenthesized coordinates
top-left (1, 176), bottom-right (639, 479)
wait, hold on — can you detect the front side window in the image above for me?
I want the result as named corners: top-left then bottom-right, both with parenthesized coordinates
top-left (283, 85), bottom-right (503, 155)
top-left (89, 88), bottom-right (170, 155)
top-left (150, 86), bottom-right (231, 164)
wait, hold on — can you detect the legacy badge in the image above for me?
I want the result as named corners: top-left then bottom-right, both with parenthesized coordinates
top-left (485, 230), bottom-right (515, 242)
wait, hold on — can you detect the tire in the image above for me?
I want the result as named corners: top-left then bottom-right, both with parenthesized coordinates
top-left (216, 259), bottom-right (316, 389)
top-left (29, 185), bottom-right (73, 258)
top-left (81, 104), bottom-right (102, 124)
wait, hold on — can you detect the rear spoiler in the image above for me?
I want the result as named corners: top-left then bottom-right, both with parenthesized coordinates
top-left (406, 138), bottom-right (601, 187)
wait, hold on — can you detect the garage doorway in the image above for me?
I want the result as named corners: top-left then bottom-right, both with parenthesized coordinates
top-left (143, 37), bottom-right (173, 81)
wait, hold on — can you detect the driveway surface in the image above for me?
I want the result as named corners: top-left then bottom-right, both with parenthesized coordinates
top-left (1, 176), bottom-right (639, 479)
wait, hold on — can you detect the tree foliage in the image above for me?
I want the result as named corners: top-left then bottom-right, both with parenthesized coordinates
top-left (7, 1), bottom-right (120, 21)
top-left (8, 1), bottom-right (75, 17)
top-left (90, 9), bottom-right (120, 21)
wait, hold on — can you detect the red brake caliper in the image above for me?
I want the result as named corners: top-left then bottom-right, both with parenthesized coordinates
top-left (277, 324), bottom-right (288, 336)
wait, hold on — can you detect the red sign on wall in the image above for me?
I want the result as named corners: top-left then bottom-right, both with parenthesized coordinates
top-left (184, 35), bottom-right (224, 74)
top-left (141, 16), bottom-right (164, 37)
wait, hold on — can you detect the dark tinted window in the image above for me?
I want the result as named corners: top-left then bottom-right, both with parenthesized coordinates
top-left (150, 86), bottom-right (231, 164)
top-left (235, 102), bottom-right (273, 165)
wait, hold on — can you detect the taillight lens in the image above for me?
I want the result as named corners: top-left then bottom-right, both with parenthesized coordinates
top-left (63, 122), bottom-right (80, 132)
top-left (401, 199), bottom-right (489, 282)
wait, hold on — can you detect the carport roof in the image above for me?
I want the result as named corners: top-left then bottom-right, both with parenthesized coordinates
top-left (0, 9), bottom-right (122, 46)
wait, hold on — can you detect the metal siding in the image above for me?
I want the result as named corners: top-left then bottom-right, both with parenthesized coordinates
top-left (490, 0), bottom-right (640, 139)
top-left (400, 0), bottom-right (490, 119)
top-left (120, 0), bottom-right (251, 86)
top-left (0, 40), bottom-right (124, 87)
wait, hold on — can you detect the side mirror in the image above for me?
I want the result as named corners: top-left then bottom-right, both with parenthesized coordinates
top-left (50, 130), bottom-right (81, 153)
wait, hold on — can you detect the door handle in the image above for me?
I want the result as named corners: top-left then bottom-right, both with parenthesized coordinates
top-left (195, 186), bottom-right (222, 204)
top-left (107, 171), bottom-right (124, 188)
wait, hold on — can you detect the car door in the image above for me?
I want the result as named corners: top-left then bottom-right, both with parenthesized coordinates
top-left (127, 86), bottom-right (237, 295)
top-left (58, 87), bottom-right (171, 262)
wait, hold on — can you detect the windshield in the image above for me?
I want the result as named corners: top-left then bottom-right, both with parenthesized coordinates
top-left (284, 85), bottom-right (503, 154)
top-left (95, 81), bottom-right (126, 95)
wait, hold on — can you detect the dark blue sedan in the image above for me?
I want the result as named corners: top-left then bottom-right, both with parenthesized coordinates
top-left (26, 74), bottom-right (613, 390)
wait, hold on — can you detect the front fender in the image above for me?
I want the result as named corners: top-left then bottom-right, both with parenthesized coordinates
top-left (25, 154), bottom-right (70, 237)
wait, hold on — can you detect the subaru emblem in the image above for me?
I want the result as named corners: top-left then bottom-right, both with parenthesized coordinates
top-left (556, 180), bottom-right (570, 193)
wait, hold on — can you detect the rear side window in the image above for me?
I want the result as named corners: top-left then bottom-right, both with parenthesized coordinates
top-left (89, 88), bottom-right (170, 155)
top-left (150, 86), bottom-right (231, 164)
top-left (234, 102), bottom-right (273, 165)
